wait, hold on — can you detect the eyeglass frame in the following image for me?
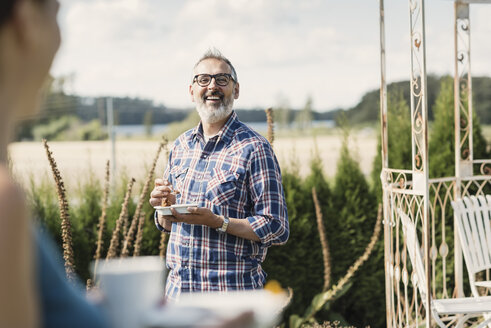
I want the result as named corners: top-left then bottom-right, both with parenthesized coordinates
top-left (192, 73), bottom-right (236, 87)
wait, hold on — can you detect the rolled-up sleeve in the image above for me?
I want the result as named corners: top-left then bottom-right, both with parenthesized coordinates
top-left (246, 142), bottom-right (289, 247)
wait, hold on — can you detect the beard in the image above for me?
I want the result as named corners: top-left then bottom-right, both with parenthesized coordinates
top-left (196, 90), bottom-right (234, 124)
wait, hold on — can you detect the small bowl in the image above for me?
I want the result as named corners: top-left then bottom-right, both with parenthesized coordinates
top-left (154, 204), bottom-right (198, 216)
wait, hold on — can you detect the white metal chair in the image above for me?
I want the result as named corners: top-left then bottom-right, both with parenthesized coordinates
top-left (398, 208), bottom-right (491, 328)
top-left (452, 195), bottom-right (491, 297)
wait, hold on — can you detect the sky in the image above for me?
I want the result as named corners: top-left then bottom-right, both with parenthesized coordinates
top-left (52, 0), bottom-right (491, 112)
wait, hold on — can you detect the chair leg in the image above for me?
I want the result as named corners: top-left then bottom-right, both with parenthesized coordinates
top-left (454, 313), bottom-right (491, 328)
top-left (455, 314), bottom-right (475, 328)
top-left (477, 317), bottom-right (491, 328)
top-left (432, 310), bottom-right (451, 328)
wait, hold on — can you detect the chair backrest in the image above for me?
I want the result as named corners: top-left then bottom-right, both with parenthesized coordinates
top-left (398, 209), bottom-right (428, 301)
top-left (452, 195), bottom-right (491, 296)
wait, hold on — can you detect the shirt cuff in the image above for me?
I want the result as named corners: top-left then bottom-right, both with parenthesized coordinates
top-left (247, 214), bottom-right (289, 247)
top-left (154, 211), bottom-right (171, 234)
top-left (247, 215), bottom-right (272, 247)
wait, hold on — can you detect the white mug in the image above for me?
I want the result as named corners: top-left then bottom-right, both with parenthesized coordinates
top-left (92, 256), bottom-right (166, 328)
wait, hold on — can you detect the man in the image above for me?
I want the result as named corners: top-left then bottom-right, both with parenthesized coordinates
top-left (149, 49), bottom-right (289, 301)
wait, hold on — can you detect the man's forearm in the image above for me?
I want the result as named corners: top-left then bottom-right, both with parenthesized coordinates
top-left (222, 217), bottom-right (260, 242)
top-left (197, 212), bottom-right (260, 242)
top-left (162, 207), bottom-right (261, 242)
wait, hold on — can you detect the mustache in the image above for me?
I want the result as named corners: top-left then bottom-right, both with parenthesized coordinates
top-left (204, 91), bottom-right (224, 99)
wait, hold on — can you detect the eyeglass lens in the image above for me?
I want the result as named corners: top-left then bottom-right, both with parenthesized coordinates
top-left (196, 74), bottom-right (231, 87)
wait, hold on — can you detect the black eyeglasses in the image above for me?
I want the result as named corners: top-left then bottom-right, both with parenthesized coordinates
top-left (193, 73), bottom-right (234, 87)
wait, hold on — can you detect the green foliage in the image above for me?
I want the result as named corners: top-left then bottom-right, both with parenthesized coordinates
top-left (341, 75), bottom-right (491, 125)
top-left (295, 96), bottom-right (314, 130)
top-left (426, 77), bottom-right (491, 294)
top-left (341, 76), bottom-right (441, 124)
top-left (166, 110), bottom-right (201, 140)
top-left (264, 155), bottom-right (328, 320)
top-left (289, 282), bottom-right (353, 328)
top-left (144, 110), bottom-right (154, 136)
top-left (472, 77), bottom-right (491, 125)
top-left (27, 173), bottom-right (62, 244)
top-left (428, 76), bottom-right (455, 178)
top-left (70, 168), bottom-right (103, 279)
top-left (25, 167), bottom-right (162, 282)
top-left (26, 133), bottom-right (387, 327)
top-left (33, 115), bottom-right (78, 141)
top-left (266, 136), bottom-right (383, 328)
top-left (328, 132), bottom-right (383, 328)
top-left (429, 76), bottom-right (490, 178)
top-left (371, 88), bottom-right (412, 201)
top-left (32, 116), bottom-right (107, 141)
top-left (78, 120), bottom-right (108, 141)
top-left (274, 94), bottom-right (292, 130)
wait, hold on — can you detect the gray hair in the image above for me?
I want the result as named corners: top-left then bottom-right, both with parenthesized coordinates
top-left (193, 49), bottom-right (238, 83)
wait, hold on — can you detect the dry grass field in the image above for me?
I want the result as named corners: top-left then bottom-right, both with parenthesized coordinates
top-left (8, 130), bottom-right (377, 187)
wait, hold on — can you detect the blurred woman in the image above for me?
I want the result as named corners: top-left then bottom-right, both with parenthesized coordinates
top-left (0, 1), bottom-right (108, 327)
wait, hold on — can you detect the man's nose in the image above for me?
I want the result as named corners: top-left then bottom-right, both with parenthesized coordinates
top-left (207, 77), bottom-right (219, 89)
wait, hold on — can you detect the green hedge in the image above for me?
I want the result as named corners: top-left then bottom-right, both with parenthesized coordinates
top-left (24, 77), bottom-right (490, 327)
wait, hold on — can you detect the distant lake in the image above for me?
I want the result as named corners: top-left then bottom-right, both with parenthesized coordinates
top-left (110, 120), bottom-right (335, 137)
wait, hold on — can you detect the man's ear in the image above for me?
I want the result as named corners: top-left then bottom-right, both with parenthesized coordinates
top-left (234, 82), bottom-right (240, 99)
top-left (189, 84), bottom-right (195, 102)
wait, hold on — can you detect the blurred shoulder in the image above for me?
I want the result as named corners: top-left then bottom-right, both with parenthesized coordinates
top-left (0, 166), bottom-right (25, 215)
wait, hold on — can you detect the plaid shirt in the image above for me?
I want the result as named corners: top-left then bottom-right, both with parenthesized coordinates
top-left (156, 111), bottom-right (289, 300)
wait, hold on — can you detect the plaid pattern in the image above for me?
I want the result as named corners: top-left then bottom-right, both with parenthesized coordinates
top-left (157, 111), bottom-right (289, 301)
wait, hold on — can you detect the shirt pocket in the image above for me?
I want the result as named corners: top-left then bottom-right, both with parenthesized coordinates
top-left (205, 168), bottom-right (239, 207)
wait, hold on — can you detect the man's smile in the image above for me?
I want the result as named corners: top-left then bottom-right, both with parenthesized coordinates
top-left (204, 92), bottom-right (224, 103)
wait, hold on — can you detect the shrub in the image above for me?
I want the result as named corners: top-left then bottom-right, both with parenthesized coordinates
top-left (329, 131), bottom-right (382, 328)
top-left (429, 76), bottom-right (490, 178)
top-left (25, 168), bottom-right (161, 282)
top-left (264, 159), bottom-right (327, 320)
top-left (371, 88), bottom-right (412, 201)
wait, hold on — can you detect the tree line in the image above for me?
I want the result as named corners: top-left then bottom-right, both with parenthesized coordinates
top-left (338, 75), bottom-right (491, 126)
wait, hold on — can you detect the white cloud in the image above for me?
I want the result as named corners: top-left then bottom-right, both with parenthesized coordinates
top-left (51, 0), bottom-right (491, 111)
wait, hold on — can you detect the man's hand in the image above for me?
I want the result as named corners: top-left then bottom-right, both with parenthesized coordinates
top-left (149, 178), bottom-right (176, 207)
top-left (168, 207), bottom-right (222, 229)
top-left (150, 179), bottom-right (177, 230)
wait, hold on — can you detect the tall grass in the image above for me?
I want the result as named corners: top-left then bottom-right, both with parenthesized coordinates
top-left (107, 178), bottom-right (135, 259)
top-left (27, 124), bottom-right (384, 327)
top-left (93, 160), bottom-right (110, 278)
top-left (27, 138), bottom-right (166, 283)
top-left (43, 139), bottom-right (76, 281)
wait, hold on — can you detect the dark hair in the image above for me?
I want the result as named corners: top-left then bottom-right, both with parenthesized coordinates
top-left (194, 48), bottom-right (238, 83)
top-left (1, 0), bottom-right (46, 27)
top-left (0, 0), bottom-right (17, 26)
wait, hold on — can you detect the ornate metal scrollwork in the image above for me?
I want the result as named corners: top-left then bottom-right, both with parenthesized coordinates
top-left (455, 4), bottom-right (472, 162)
top-left (409, 1), bottom-right (427, 174)
top-left (458, 20), bottom-right (469, 33)
top-left (481, 163), bottom-right (491, 176)
top-left (415, 154), bottom-right (422, 171)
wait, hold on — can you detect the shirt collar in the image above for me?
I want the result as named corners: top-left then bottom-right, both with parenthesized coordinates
top-left (190, 111), bottom-right (239, 145)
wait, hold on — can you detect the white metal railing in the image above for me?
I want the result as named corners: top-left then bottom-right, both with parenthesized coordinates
top-left (383, 172), bottom-right (491, 327)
